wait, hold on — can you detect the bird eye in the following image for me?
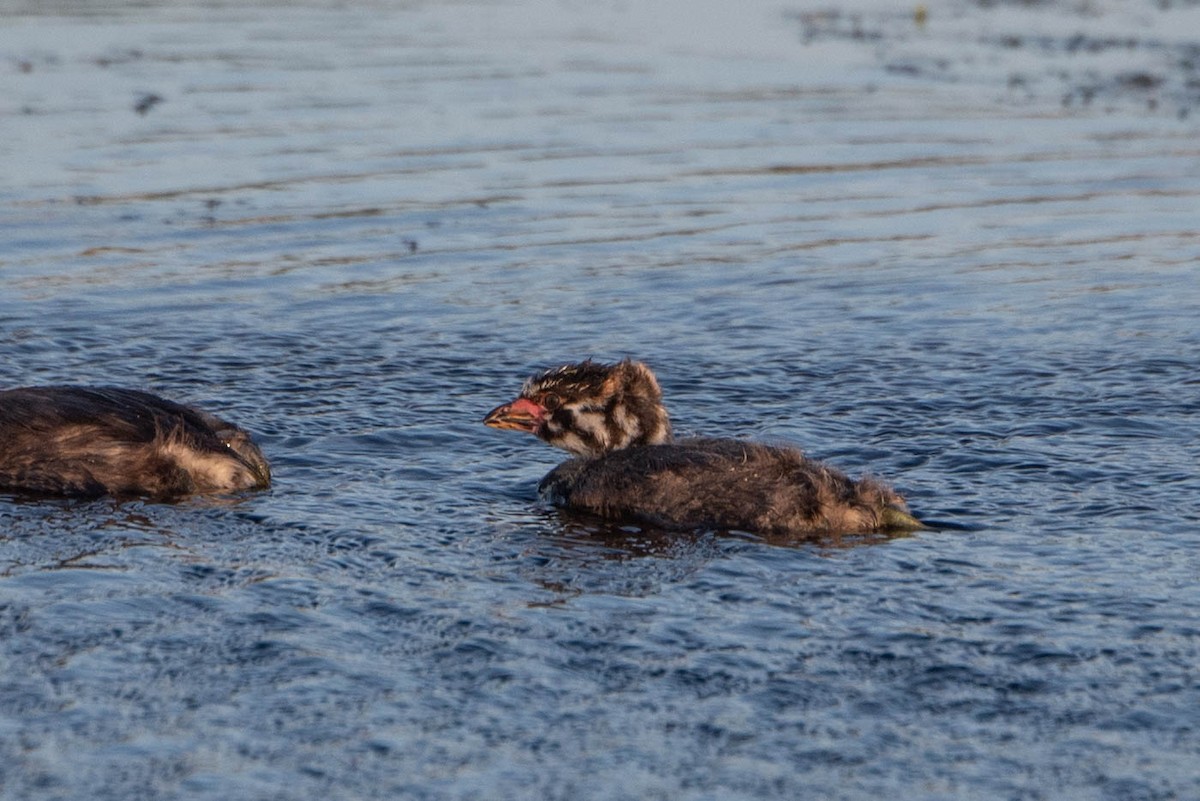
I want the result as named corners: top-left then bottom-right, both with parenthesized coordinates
top-left (541, 393), bottom-right (561, 411)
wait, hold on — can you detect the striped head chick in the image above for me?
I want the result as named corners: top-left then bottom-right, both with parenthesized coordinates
top-left (484, 359), bottom-right (672, 458)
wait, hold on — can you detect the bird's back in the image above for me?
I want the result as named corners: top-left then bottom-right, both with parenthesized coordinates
top-left (0, 386), bottom-right (269, 497)
top-left (539, 437), bottom-right (916, 535)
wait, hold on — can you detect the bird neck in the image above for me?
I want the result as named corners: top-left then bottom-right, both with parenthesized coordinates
top-left (612, 397), bottom-right (671, 451)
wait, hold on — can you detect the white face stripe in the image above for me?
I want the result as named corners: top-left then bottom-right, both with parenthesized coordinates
top-left (610, 405), bottom-right (635, 446)
top-left (553, 431), bottom-right (590, 457)
top-left (573, 410), bottom-right (607, 435)
top-left (159, 440), bottom-right (258, 491)
top-left (545, 407), bottom-right (609, 456)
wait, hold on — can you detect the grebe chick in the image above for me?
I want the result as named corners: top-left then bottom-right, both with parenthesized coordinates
top-left (0, 386), bottom-right (271, 498)
top-left (484, 359), bottom-right (921, 536)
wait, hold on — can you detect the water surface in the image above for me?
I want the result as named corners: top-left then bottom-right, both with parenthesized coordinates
top-left (2, 1), bottom-right (1199, 799)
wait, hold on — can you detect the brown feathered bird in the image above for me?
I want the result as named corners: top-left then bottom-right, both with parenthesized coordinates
top-left (0, 386), bottom-right (270, 498)
top-left (484, 359), bottom-right (921, 536)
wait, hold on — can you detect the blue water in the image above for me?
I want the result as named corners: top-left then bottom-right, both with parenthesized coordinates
top-left (3, 1), bottom-right (1199, 799)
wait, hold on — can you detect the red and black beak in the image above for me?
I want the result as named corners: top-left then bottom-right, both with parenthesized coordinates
top-left (483, 397), bottom-right (545, 434)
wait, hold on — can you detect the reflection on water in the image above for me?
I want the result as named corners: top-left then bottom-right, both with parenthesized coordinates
top-left (3, 0), bottom-right (1200, 799)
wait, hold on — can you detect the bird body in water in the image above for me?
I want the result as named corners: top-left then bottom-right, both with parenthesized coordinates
top-left (484, 359), bottom-right (921, 536)
top-left (0, 386), bottom-right (270, 499)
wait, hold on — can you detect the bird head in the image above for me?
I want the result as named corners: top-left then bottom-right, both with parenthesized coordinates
top-left (483, 359), bottom-right (672, 457)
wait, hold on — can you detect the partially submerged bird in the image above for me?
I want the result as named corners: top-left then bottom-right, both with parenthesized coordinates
top-left (484, 359), bottom-right (921, 536)
top-left (0, 386), bottom-right (271, 499)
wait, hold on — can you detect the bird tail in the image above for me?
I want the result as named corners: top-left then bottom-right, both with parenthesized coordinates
top-left (880, 505), bottom-right (925, 531)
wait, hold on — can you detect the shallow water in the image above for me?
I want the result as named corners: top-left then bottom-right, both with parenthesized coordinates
top-left (3, 0), bottom-right (1199, 798)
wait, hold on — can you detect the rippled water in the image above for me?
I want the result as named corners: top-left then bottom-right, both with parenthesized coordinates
top-left (3, 0), bottom-right (1199, 798)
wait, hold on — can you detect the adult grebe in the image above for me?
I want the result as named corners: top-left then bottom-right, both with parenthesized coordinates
top-left (483, 359), bottom-right (921, 536)
top-left (0, 386), bottom-right (270, 498)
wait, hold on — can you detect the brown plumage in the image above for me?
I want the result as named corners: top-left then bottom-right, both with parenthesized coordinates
top-left (484, 359), bottom-right (921, 536)
top-left (0, 386), bottom-right (270, 499)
